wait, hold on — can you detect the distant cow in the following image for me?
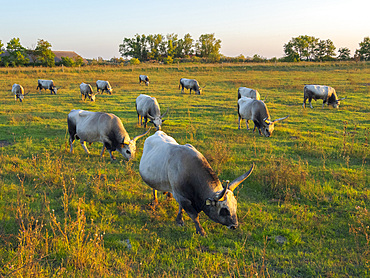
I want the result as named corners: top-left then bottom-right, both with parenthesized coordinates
top-left (67, 109), bottom-right (150, 160)
top-left (238, 87), bottom-right (261, 100)
top-left (139, 75), bottom-right (149, 86)
top-left (179, 78), bottom-right (204, 95)
top-left (238, 97), bottom-right (289, 137)
top-left (139, 130), bottom-right (254, 236)
top-left (96, 80), bottom-right (113, 94)
top-left (303, 85), bottom-right (346, 108)
top-left (79, 83), bottom-right (96, 102)
top-left (36, 79), bottom-right (59, 94)
top-left (136, 94), bottom-right (168, 131)
top-left (12, 84), bottom-right (28, 102)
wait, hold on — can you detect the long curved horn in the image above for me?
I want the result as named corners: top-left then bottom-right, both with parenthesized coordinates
top-left (202, 85), bottom-right (206, 89)
top-left (216, 180), bottom-right (230, 201)
top-left (229, 164), bottom-right (254, 192)
top-left (132, 127), bottom-right (151, 142)
top-left (263, 93), bottom-right (268, 102)
top-left (147, 113), bottom-right (155, 120)
top-left (339, 97), bottom-right (347, 101)
top-left (160, 107), bottom-right (169, 118)
top-left (272, 115), bottom-right (289, 123)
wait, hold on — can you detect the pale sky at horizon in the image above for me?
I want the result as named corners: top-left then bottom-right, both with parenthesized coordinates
top-left (1, 0), bottom-right (369, 60)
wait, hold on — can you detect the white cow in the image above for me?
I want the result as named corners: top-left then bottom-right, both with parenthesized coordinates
top-left (36, 79), bottom-right (59, 94)
top-left (139, 131), bottom-right (254, 236)
top-left (237, 87), bottom-right (261, 100)
top-left (96, 80), bottom-right (113, 94)
top-left (79, 83), bottom-right (96, 101)
top-left (139, 75), bottom-right (150, 86)
top-left (136, 94), bottom-right (168, 130)
top-left (303, 85), bottom-right (345, 108)
top-left (67, 109), bottom-right (150, 160)
top-left (238, 97), bottom-right (289, 137)
top-left (12, 84), bottom-right (28, 102)
top-left (179, 78), bottom-right (204, 95)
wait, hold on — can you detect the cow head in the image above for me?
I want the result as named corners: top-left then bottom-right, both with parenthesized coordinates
top-left (261, 115), bottom-right (289, 137)
top-left (145, 77), bottom-right (149, 86)
top-left (52, 86), bottom-right (61, 94)
top-left (89, 93), bottom-right (96, 102)
top-left (204, 164), bottom-right (254, 230)
top-left (119, 128), bottom-right (151, 160)
top-left (18, 91), bottom-right (29, 102)
top-left (330, 97), bottom-right (346, 108)
top-left (147, 108), bottom-right (169, 131)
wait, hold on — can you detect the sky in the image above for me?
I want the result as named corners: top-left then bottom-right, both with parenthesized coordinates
top-left (1, 0), bottom-right (369, 60)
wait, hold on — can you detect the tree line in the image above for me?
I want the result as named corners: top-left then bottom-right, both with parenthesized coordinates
top-left (118, 33), bottom-right (221, 63)
top-left (0, 38), bottom-right (84, 67)
top-left (282, 35), bottom-right (370, 62)
top-left (0, 35), bottom-right (369, 67)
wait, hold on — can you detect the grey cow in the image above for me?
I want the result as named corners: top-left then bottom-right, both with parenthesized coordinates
top-left (12, 84), bottom-right (28, 102)
top-left (136, 94), bottom-right (168, 131)
top-left (139, 130), bottom-right (254, 236)
top-left (303, 85), bottom-right (346, 108)
top-left (80, 83), bottom-right (96, 101)
top-left (238, 97), bottom-right (289, 137)
top-left (179, 78), bottom-right (204, 95)
top-left (36, 79), bottom-right (59, 94)
top-left (68, 109), bottom-right (150, 160)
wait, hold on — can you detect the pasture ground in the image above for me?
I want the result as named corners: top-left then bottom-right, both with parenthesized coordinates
top-left (0, 62), bottom-right (369, 277)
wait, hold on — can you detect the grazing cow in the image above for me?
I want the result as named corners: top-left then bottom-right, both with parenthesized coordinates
top-left (79, 83), bottom-right (96, 102)
top-left (238, 97), bottom-right (289, 137)
top-left (67, 109), bottom-right (150, 160)
top-left (36, 79), bottom-right (59, 94)
top-left (238, 87), bottom-right (261, 100)
top-left (96, 80), bottom-right (113, 94)
top-left (12, 84), bottom-right (28, 102)
top-left (303, 85), bottom-right (346, 108)
top-left (179, 78), bottom-right (205, 95)
top-left (136, 94), bottom-right (168, 131)
top-left (139, 75), bottom-right (150, 86)
top-left (139, 130), bottom-right (254, 236)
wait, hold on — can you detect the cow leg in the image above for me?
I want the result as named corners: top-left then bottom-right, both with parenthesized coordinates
top-left (322, 98), bottom-right (327, 108)
top-left (177, 197), bottom-right (206, 236)
top-left (100, 146), bottom-right (106, 157)
top-left (246, 120), bottom-right (249, 130)
top-left (108, 150), bottom-right (115, 160)
top-left (303, 97), bottom-right (307, 108)
top-left (238, 115), bottom-right (241, 130)
top-left (80, 141), bottom-right (90, 154)
top-left (152, 189), bottom-right (158, 205)
top-left (144, 116), bottom-right (147, 128)
top-left (176, 205), bottom-right (184, 226)
top-left (308, 98), bottom-right (313, 108)
top-left (69, 137), bottom-right (74, 153)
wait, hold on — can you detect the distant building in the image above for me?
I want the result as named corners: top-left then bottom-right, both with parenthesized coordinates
top-left (52, 51), bottom-right (88, 64)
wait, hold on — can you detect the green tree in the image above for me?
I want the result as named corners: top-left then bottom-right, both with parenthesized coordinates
top-left (5, 38), bottom-right (29, 66)
top-left (283, 35), bottom-right (318, 61)
top-left (195, 33), bottom-right (221, 60)
top-left (182, 33), bottom-right (194, 57)
top-left (119, 34), bottom-right (149, 61)
top-left (61, 56), bottom-right (75, 67)
top-left (314, 39), bottom-right (336, 61)
top-left (147, 34), bottom-right (164, 60)
top-left (337, 47), bottom-right (351, 61)
top-left (0, 40), bottom-right (4, 62)
top-left (357, 37), bottom-right (370, 61)
top-left (35, 39), bottom-right (55, 67)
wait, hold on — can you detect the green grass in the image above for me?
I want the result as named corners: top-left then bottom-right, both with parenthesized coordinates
top-left (0, 62), bottom-right (369, 277)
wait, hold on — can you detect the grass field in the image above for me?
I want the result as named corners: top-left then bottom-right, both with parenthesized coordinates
top-left (0, 62), bottom-right (369, 277)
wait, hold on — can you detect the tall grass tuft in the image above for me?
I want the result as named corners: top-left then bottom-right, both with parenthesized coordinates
top-left (260, 156), bottom-right (308, 201)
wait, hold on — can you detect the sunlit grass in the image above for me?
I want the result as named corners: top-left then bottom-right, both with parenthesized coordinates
top-left (0, 62), bottom-right (369, 277)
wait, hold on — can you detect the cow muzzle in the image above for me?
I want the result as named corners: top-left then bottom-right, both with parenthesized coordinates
top-left (228, 224), bottom-right (238, 230)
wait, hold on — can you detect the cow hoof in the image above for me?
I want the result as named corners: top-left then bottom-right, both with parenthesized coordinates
top-left (176, 218), bottom-right (184, 226)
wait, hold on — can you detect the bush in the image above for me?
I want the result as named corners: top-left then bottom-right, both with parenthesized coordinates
top-left (130, 58), bottom-right (140, 65)
top-left (163, 56), bottom-right (173, 64)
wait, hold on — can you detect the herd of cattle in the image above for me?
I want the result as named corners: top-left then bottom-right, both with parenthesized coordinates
top-left (10, 75), bottom-right (346, 236)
